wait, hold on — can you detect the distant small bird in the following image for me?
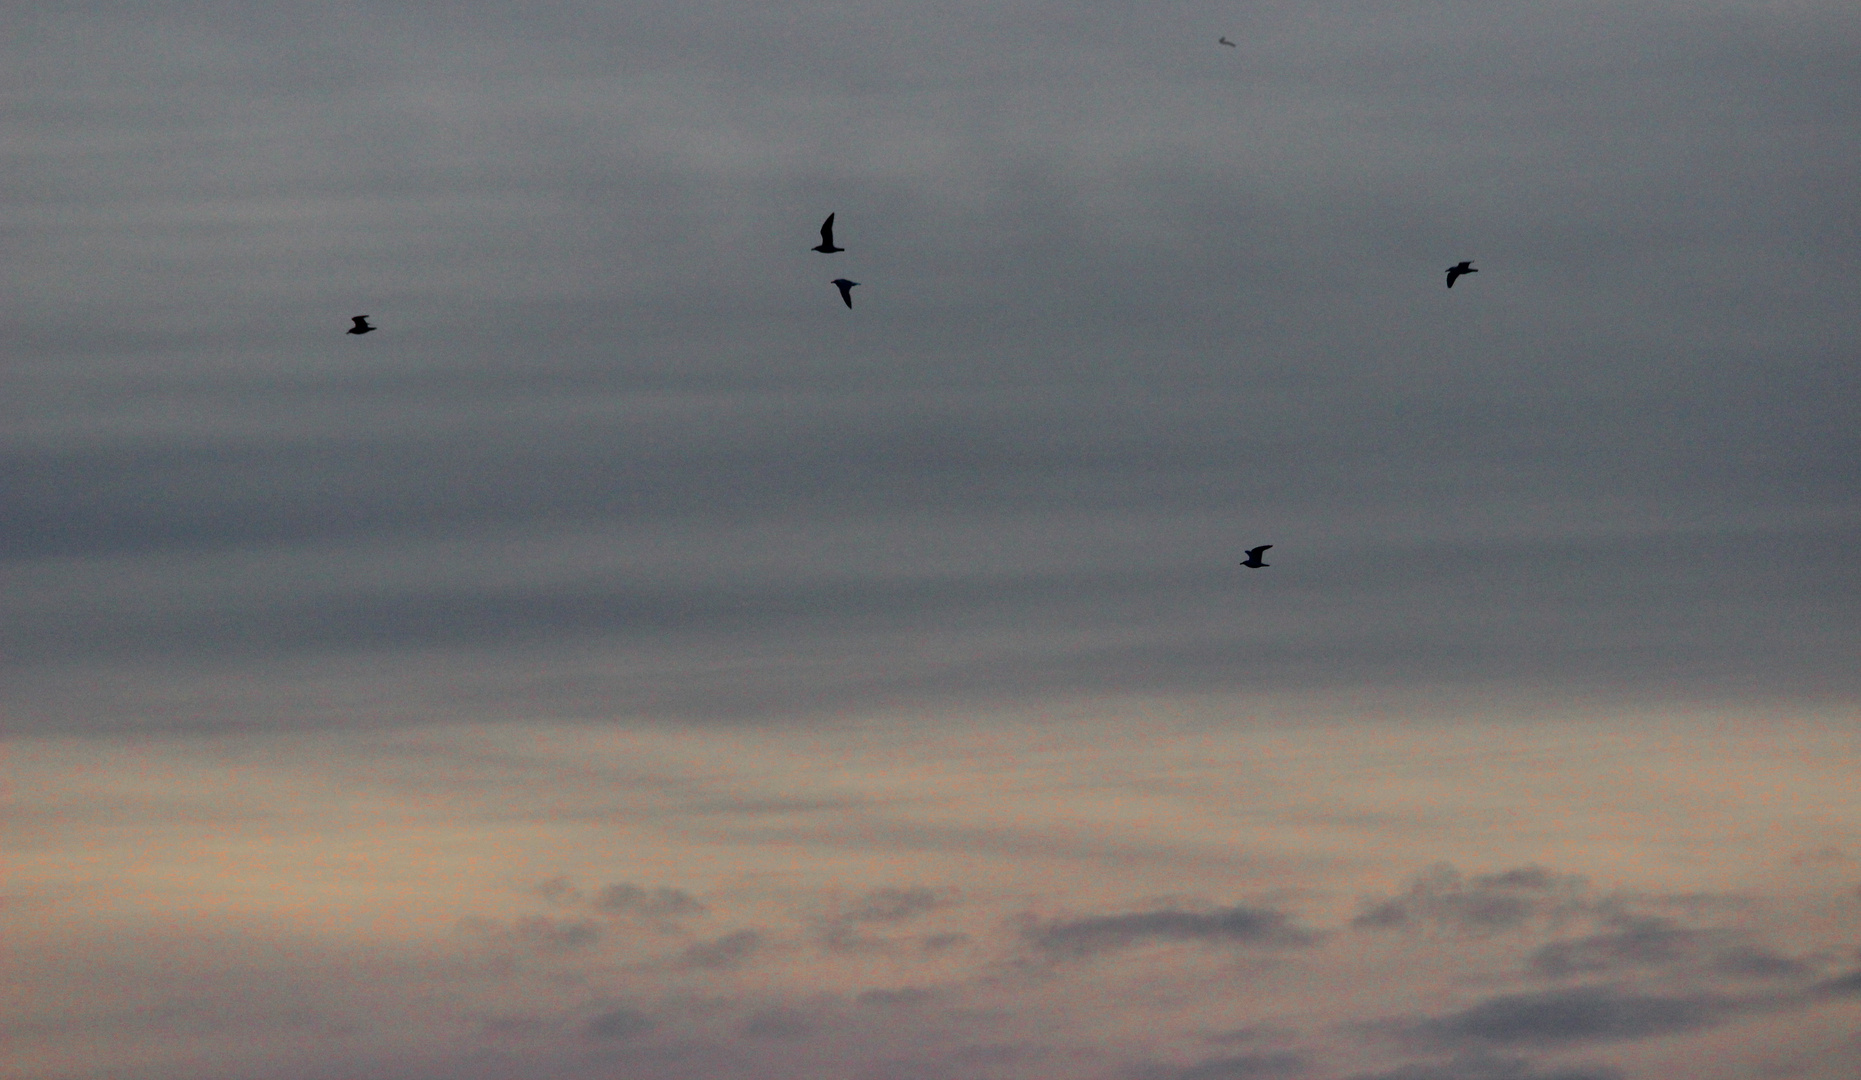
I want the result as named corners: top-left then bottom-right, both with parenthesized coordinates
top-left (831, 278), bottom-right (858, 308)
top-left (1219, 36), bottom-right (1236, 47)
top-left (1240, 545), bottom-right (1272, 568)
top-left (1445, 261), bottom-right (1478, 288)
top-left (347, 315), bottom-right (376, 335)
top-left (813, 213), bottom-right (844, 253)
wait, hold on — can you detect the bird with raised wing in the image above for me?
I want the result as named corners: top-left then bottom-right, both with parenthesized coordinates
top-left (1445, 261), bottom-right (1477, 288)
top-left (1240, 545), bottom-right (1272, 568)
top-left (347, 316), bottom-right (376, 335)
top-left (813, 213), bottom-right (844, 253)
top-left (1219, 36), bottom-right (1236, 47)
top-left (831, 279), bottom-right (858, 308)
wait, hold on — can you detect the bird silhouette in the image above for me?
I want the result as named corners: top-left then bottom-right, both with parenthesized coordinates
top-left (1219, 36), bottom-right (1236, 47)
top-left (813, 213), bottom-right (844, 253)
top-left (831, 279), bottom-right (858, 308)
top-left (1445, 261), bottom-right (1477, 288)
top-left (1240, 545), bottom-right (1272, 568)
top-left (347, 315), bottom-right (376, 335)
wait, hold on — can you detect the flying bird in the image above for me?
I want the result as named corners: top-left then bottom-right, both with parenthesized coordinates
top-left (347, 315), bottom-right (376, 335)
top-left (1240, 545), bottom-right (1272, 568)
top-left (812, 213), bottom-right (844, 253)
top-left (831, 279), bottom-right (858, 308)
top-left (1445, 261), bottom-right (1478, 288)
top-left (1219, 36), bottom-right (1236, 47)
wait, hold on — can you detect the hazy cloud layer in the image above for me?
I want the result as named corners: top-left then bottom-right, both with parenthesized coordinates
top-left (7, 0), bottom-right (1860, 731)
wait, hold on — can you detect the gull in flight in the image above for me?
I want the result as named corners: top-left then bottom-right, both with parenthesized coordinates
top-left (1445, 260), bottom-right (1478, 288)
top-left (1219, 36), bottom-right (1236, 47)
top-left (813, 213), bottom-right (844, 253)
top-left (831, 278), bottom-right (858, 308)
top-left (1240, 545), bottom-right (1272, 568)
top-left (347, 315), bottom-right (376, 335)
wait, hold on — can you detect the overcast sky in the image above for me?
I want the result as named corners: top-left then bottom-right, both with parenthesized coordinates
top-left (4, 2), bottom-right (1859, 1078)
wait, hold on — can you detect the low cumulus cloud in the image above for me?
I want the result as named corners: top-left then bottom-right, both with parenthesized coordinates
top-left (1353, 864), bottom-right (1589, 936)
top-left (1022, 902), bottom-right (1318, 958)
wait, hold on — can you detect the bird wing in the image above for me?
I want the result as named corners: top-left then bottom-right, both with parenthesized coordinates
top-left (351, 316), bottom-right (368, 327)
top-left (1445, 270), bottom-right (1459, 287)
top-left (820, 214), bottom-right (835, 243)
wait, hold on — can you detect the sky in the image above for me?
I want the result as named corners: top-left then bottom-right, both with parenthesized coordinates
top-left (3, 1), bottom-right (1859, 1078)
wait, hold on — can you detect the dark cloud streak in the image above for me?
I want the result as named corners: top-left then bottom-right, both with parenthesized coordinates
top-left (1409, 986), bottom-right (1741, 1047)
top-left (1131, 1052), bottom-right (1307, 1080)
top-left (1023, 903), bottom-right (1317, 958)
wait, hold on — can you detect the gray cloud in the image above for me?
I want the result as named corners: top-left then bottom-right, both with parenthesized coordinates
top-left (1707, 946), bottom-right (1814, 981)
top-left (1812, 967), bottom-right (1861, 997)
top-left (1132, 1052), bottom-right (1308, 1080)
top-left (845, 886), bottom-right (950, 924)
top-left (919, 932), bottom-right (970, 954)
top-left (1023, 903), bottom-right (1317, 958)
top-left (855, 987), bottom-right (935, 1008)
top-left (1409, 986), bottom-right (1739, 1047)
top-left (1203, 1025), bottom-right (1299, 1047)
top-left (594, 883), bottom-right (706, 919)
top-left (583, 1006), bottom-right (654, 1040)
top-left (1344, 1054), bottom-right (1623, 1080)
top-left (1528, 914), bottom-right (1820, 982)
top-left (460, 914), bottom-right (602, 955)
top-left (534, 876), bottom-right (583, 906)
top-left (677, 929), bottom-right (765, 970)
top-left (1354, 865), bottom-right (1589, 936)
top-left (738, 1007), bottom-right (815, 1040)
top-left (509, 915), bottom-right (601, 954)
top-left (476, 1013), bottom-right (547, 1039)
top-left (819, 886), bottom-right (957, 951)
top-left (1527, 915), bottom-right (1696, 977)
